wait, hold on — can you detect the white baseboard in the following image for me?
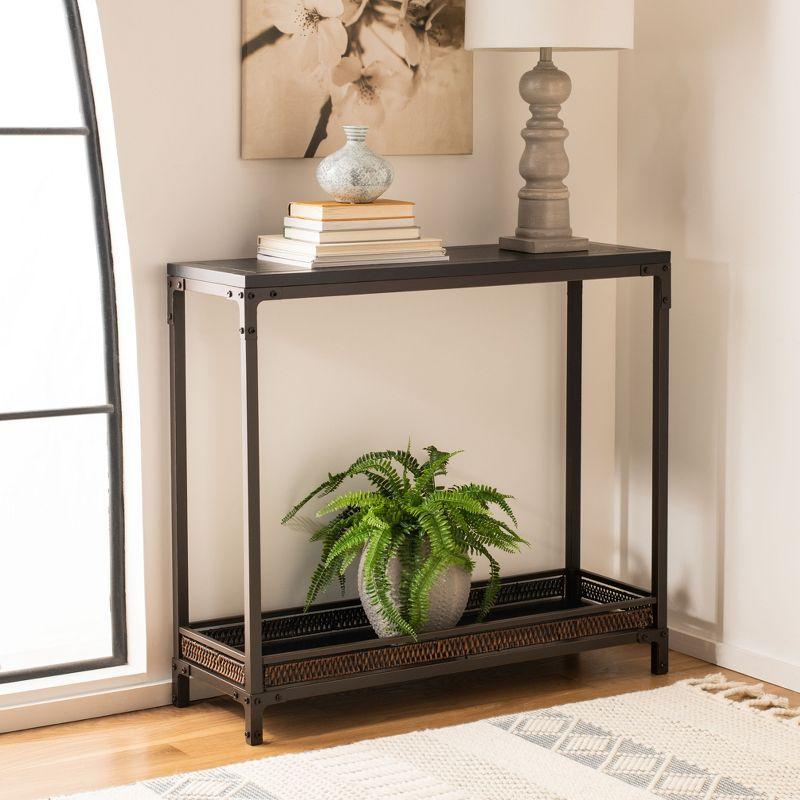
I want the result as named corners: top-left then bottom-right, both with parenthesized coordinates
top-left (670, 629), bottom-right (800, 694)
top-left (0, 677), bottom-right (220, 734)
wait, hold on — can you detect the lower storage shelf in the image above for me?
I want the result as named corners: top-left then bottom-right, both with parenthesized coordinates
top-left (178, 569), bottom-right (656, 695)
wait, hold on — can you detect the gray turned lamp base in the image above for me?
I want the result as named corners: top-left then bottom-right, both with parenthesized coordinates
top-left (500, 235), bottom-right (589, 254)
top-left (500, 48), bottom-right (589, 255)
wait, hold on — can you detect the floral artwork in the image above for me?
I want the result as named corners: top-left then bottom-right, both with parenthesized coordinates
top-left (241, 0), bottom-right (472, 159)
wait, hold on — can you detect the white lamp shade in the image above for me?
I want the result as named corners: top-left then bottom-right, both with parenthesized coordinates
top-left (465, 0), bottom-right (634, 51)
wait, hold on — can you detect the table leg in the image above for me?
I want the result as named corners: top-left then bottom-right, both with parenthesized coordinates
top-left (169, 281), bottom-right (190, 706)
top-left (651, 269), bottom-right (670, 674)
top-left (240, 298), bottom-right (264, 744)
top-left (565, 281), bottom-right (582, 605)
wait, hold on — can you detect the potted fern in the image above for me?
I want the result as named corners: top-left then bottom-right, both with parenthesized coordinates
top-left (283, 445), bottom-right (527, 638)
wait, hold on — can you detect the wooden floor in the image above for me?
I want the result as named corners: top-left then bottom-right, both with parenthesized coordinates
top-left (2, 645), bottom-right (798, 799)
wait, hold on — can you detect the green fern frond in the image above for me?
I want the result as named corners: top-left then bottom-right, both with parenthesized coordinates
top-left (323, 519), bottom-right (375, 564)
top-left (362, 528), bottom-right (415, 637)
top-left (430, 489), bottom-right (488, 517)
top-left (343, 455), bottom-right (404, 495)
top-left (317, 491), bottom-right (383, 517)
top-left (309, 508), bottom-right (361, 542)
top-left (389, 447), bottom-right (422, 479)
top-left (473, 545), bottom-right (501, 622)
top-left (457, 484), bottom-right (518, 526)
top-left (281, 470), bottom-right (348, 523)
top-left (413, 504), bottom-right (456, 556)
top-left (304, 558), bottom-right (338, 610)
top-left (415, 447), bottom-right (458, 492)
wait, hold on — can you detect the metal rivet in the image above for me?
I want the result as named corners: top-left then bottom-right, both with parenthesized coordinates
top-left (663, 298), bottom-right (670, 307)
top-left (239, 327), bottom-right (245, 334)
top-left (254, 697), bottom-right (261, 706)
top-left (661, 630), bottom-right (668, 638)
top-left (247, 292), bottom-right (255, 299)
top-left (238, 291), bottom-right (244, 299)
top-left (247, 327), bottom-right (256, 334)
top-left (181, 666), bottom-right (188, 675)
top-left (227, 290), bottom-right (233, 298)
top-left (642, 266), bottom-right (650, 275)
top-left (269, 290), bottom-right (277, 298)
top-left (168, 313), bottom-right (173, 321)
top-left (233, 691), bottom-right (239, 700)
top-left (168, 280), bottom-right (172, 288)
top-left (172, 662), bottom-right (177, 671)
top-left (171, 694), bottom-right (177, 704)
top-left (244, 697), bottom-right (250, 705)
top-left (274, 693), bottom-right (281, 702)
top-left (245, 731), bottom-right (251, 739)
top-left (663, 265), bottom-right (669, 272)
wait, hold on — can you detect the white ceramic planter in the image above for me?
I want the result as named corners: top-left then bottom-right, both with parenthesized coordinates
top-left (357, 551), bottom-right (471, 638)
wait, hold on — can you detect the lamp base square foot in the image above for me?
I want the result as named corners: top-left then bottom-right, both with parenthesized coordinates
top-left (499, 235), bottom-right (590, 254)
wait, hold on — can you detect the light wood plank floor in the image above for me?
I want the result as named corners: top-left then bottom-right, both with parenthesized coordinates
top-left (2, 646), bottom-right (798, 799)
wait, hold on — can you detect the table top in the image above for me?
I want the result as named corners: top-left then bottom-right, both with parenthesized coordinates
top-left (168, 243), bottom-right (670, 290)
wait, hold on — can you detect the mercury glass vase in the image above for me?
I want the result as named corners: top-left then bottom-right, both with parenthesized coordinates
top-left (316, 125), bottom-right (394, 204)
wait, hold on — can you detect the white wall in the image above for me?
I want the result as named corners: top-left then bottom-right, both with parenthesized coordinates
top-left (617, 0), bottom-right (800, 691)
top-left (0, 1), bottom-right (620, 729)
top-left (96, 1), bottom-right (620, 704)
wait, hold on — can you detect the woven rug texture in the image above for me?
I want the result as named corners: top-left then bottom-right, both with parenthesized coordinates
top-left (59, 674), bottom-right (800, 799)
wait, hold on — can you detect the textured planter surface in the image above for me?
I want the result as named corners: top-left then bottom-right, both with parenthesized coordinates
top-left (357, 551), bottom-right (471, 638)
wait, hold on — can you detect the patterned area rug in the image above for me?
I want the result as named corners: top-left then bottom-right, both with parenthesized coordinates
top-left (60, 674), bottom-right (800, 799)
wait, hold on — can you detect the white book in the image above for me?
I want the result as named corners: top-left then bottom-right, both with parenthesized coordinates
top-left (257, 234), bottom-right (443, 258)
top-left (257, 252), bottom-right (449, 269)
top-left (284, 216), bottom-right (417, 232)
top-left (284, 226), bottom-right (421, 244)
top-left (259, 246), bottom-right (445, 262)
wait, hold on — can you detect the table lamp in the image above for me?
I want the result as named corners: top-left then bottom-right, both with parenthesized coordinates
top-left (465, 0), bottom-right (634, 253)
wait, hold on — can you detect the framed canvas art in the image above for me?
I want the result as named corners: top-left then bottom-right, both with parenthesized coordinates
top-left (241, 0), bottom-right (473, 159)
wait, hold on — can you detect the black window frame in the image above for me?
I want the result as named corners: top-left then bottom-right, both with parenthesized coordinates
top-left (0, 0), bottom-right (126, 683)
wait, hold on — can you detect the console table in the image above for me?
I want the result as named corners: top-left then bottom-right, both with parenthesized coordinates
top-left (167, 243), bottom-right (671, 745)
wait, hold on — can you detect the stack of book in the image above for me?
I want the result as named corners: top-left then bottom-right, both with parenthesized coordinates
top-left (257, 199), bottom-right (448, 268)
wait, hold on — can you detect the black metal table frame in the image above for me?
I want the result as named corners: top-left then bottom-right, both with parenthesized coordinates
top-left (167, 246), bottom-right (670, 745)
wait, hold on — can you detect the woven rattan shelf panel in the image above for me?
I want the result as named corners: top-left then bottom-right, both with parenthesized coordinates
top-left (181, 637), bottom-right (245, 685)
top-left (263, 606), bottom-right (653, 688)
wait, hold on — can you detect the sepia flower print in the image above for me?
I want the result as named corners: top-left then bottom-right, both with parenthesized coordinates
top-left (264, 0), bottom-right (348, 70)
top-left (242, 0), bottom-right (472, 158)
top-left (331, 56), bottom-right (414, 127)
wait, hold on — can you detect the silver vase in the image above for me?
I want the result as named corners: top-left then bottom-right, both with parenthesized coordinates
top-left (357, 551), bottom-right (471, 638)
top-left (316, 125), bottom-right (394, 204)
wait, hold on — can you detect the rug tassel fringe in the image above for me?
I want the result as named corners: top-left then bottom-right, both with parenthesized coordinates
top-left (688, 673), bottom-right (800, 727)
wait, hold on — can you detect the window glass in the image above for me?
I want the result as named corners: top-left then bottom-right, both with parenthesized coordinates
top-left (0, 0), bottom-right (83, 127)
top-left (0, 415), bottom-right (113, 675)
top-left (0, 136), bottom-right (107, 414)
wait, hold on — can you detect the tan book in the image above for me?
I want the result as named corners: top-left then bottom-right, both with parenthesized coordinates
top-left (288, 199), bottom-right (415, 221)
top-left (284, 227), bottom-right (421, 245)
top-left (257, 234), bottom-right (442, 258)
top-left (284, 216), bottom-right (417, 232)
